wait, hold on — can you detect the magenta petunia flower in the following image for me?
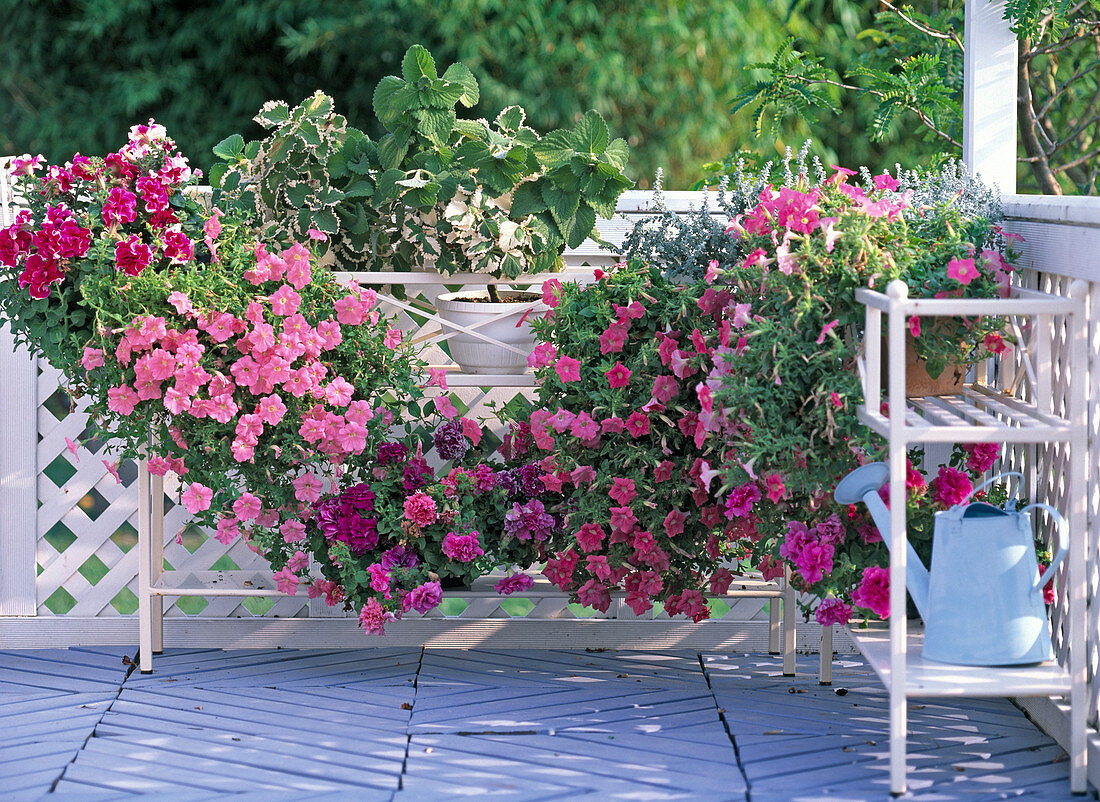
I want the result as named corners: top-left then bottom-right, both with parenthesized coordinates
top-left (554, 356), bottom-right (581, 383)
top-left (608, 477), bottom-right (637, 505)
top-left (852, 566), bottom-right (890, 619)
top-left (946, 257), bottom-right (979, 285)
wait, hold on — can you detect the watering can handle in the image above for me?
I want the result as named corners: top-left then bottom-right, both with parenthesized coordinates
top-left (1021, 502), bottom-right (1069, 596)
top-left (956, 471), bottom-right (1025, 510)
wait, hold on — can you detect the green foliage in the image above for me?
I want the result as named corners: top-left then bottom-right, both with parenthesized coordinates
top-left (733, 38), bottom-right (840, 140)
top-left (619, 169), bottom-right (743, 283)
top-left (214, 46), bottom-right (631, 277)
top-left (2, 0), bottom-right (802, 190)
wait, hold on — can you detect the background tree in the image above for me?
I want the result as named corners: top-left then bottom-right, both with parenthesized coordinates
top-left (3, 0), bottom-right (887, 189)
top-left (732, 0), bottom-right (1100, 194)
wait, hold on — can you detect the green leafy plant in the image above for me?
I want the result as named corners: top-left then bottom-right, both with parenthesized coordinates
top-left (214, 45), bottom-right (632, 297)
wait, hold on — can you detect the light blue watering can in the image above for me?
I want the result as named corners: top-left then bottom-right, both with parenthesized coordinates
top-left (835, 463), bottom-right (1067, 666)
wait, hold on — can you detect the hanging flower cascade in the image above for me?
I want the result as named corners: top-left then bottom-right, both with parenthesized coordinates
top-left (0, 124), bottom-right (441, 626)
top-left (709, 167), bottom-right (1022, 622)
top-left (526, 259), bottom-right (741, 620)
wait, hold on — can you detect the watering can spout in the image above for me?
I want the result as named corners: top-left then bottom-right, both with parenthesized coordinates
top-left (834, 463), bottom-right (930, 619)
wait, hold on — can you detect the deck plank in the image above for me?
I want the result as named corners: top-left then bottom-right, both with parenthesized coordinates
top-left (0, 647), bottom-right (1081, 800)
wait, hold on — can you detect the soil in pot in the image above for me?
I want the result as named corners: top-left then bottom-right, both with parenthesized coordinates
top-left (449, 291), bottom-right (541, 304)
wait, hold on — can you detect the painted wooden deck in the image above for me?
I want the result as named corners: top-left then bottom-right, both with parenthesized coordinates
top-left (0, 647), bottom-right (1082, 800)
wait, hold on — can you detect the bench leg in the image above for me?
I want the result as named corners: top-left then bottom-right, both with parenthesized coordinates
top-left (819, 624), bottom-right (833, 685)
top-left (782, 566), bottom-right (796, 676)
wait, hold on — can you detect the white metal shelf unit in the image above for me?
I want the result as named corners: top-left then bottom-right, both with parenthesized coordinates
top-left (852, 279), bottom-right (1089, 795)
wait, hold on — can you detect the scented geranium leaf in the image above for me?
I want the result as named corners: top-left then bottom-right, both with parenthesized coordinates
top-left (533, 129), bottom-right (576, 167)
top-left (254, 100), bottom-right (290, 127)
top-left (297, 119), bottom-right (322, 147)
top-left (541, 184), bottom-right (580, 229)
top-left (427, 80), bottom-right (465, 109)
top-left (312, 207), bottom-right (339, 234)
top-left (212, 134), bottom-right (245, 161)
top-left (495, 105), bottom-right (525, 133)
top-left (572, 110), bottom-right (609, 156)
top-left (373, 75), bottom-right (407, 123)
top-left (377, 131), bottom-right (410, 170)
top-left (560, 202), bottom-right (596, 249)
top-left (402, 44), bottom-right (438, 83)
top-left (416, 108), bottom-right (457, 147)
top-left (300, 91), bottom-right (333, 119)
top-left (603, 138), bottom-right (629, 170)
top-left (208, 162), bottom-right (228, 188)
top-left (510, 181), bottom-right (547, 217)
top-left (442, 62), bottom-right (479, 106)
top-left (284, 181), bottom-right (311, 208)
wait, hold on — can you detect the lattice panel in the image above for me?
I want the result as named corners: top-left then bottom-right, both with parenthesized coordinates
top-left (33, 362), bottom-right (306, 619)
top-left (1005, 271), bottom-right (1099, 727)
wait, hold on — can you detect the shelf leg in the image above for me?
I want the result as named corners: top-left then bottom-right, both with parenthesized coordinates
top-left (819, 625), bottom-right (833, 686)
top-left (137, 460), bottom-right (153, 674)
top-left (783, 566), bottom-right (796, 676)
top-left (886, 281), bottom-right (909, 795)
top-left (1067, 281), bottom-right (1088, 793)
top-left (150, 470), bottom-right (164, 655)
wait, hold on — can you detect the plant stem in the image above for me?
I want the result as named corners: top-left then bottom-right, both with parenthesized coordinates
top-left (487, 284), bottom-right (502, 303)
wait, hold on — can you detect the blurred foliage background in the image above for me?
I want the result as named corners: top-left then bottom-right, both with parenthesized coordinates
top-left (3, 0), bottom-right (1095, 192)
top-left (0, 0), bottom-right (930, 188)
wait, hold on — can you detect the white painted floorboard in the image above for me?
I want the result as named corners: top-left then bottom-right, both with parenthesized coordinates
top-left (0, 648), bottom-right (1083, 800)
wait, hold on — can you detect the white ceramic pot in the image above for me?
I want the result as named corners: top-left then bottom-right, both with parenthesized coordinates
top-left (435, 291), bottom-right (546, 374)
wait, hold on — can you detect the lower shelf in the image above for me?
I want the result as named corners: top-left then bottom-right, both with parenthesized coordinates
top-left (847, 624), bottom-right (1071, 698)
top-left (150, 570), bottom-right (784, 600)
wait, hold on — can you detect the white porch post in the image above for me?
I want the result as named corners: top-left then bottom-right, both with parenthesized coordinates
top-left (963, 0), bottom-right (1018, 193)
top-left (0, 329), bottom-right (38, 616)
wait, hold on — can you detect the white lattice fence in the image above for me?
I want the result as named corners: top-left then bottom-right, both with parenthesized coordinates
top-left (33, 360), bottom-right (308, 619)
top-left (1031, 273), bottom-right (1100, 725)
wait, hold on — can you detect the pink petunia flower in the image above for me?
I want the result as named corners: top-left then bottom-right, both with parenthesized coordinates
top-left (495, 572), bottom-right (535, 595)
top-left (541, 278), bottom-right (563, 308)
top-left (269, 284), bottom-right (302, 316)
top-left (815, 597), bottom-right (853, 627)
top-left (427, 367), bottom-right (449, 389)
top-left (107, 385), bottom-right (140, 415)
top-left (233, 492), bottom-right (263, 521)
top-left (181, 482), bottom-right (213, 514)
top-left (527, 342), bottom-right (557, 369)
top-left (403, 491), bottom-right (438, 527)
top-left (442, 531), bottom-right (484, 562)
top-left (81, 347), bottom-right (105, 371)
top-left (764, 474), bottom-right (786, 503)
top-left (272, 567), bottom-right (299, 596)
top-left (604, 362), bottom-right (631, 388)
top-left (292, 472), bottom-right (325, 503)
top-left (609, 477), bottom-right (637, 505)
top-left (851, 566), bottom-right (890, 619)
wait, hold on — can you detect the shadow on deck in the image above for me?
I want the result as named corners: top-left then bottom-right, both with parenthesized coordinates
top-left (0, 648), bottom-right (1084, 800)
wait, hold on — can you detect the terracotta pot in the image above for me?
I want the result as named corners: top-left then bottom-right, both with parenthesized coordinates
top-left (881, 336), bottom-right (968, 398)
